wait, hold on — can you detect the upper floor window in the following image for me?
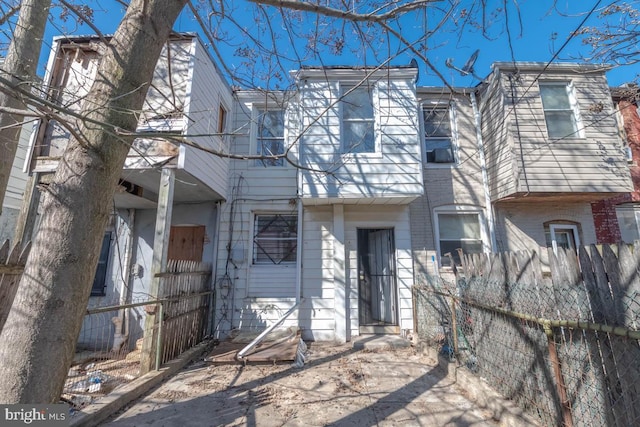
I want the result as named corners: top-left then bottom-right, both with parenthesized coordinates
top-left (423, 105), bottom-right (455, 163)
top-left (255, 108), bottom-right (285, 167)
top-left (253, 214), bottom-right (297, 264)
top-left (218, 104), bottom-right (227, 134)
top-left (539, 82), bottom-right (580, 139)
top-left (342, 86), bottom-right (375, 154)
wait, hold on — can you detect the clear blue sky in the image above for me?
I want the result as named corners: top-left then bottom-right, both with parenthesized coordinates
top-left (31, 0), bottom-right (639, 88)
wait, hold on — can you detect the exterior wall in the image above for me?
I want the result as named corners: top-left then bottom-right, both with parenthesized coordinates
top-left (493, 201), bottom-right (597, 265)
top-left (0, 123), bottom-right (32, 241)
top-left (298, 70), bottom-right (423, 201)
top-left (480, 69), bottom-right (516, 200)
top-left (411, 91), bottom-right (489, 279)
top-left (481, 64), bottom-right (632, 199)
top-left (591, 98), bottom-right (640, 243)
top-left (179, 38), bottom-right (232, 199)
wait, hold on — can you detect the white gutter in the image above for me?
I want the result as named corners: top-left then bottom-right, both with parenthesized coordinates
top-left (470, 91), bottom-right (497, 250)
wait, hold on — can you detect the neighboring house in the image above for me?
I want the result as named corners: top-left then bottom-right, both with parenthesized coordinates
top-left (24, 34), bottom-right (232, 347)
top-left (590, 85), bottom-right (640, 243)
top-left (215, 66), bottom-right (423, 342)
top-left (0, 122), bottom-right (32, 242)
top-left (479, 63), bottom-right (631, 261)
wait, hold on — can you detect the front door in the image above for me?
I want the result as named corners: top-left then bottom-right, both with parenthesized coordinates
top-left (357, 228), bottom-right (397, 327)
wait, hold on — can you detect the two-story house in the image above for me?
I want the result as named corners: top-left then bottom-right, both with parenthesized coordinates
top-left (21, 34), bottom-right (232, 345)
top-left (409, 62), bottom-right (633, 283)
top-left (480, 63), bottom-right (632, 259)
top-left (215, 65), bottom-right (423, 342)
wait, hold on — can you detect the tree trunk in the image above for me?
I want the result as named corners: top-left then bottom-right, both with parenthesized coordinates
top-left (0, 0), bottom-right (187, 403)
top-left (0, 0), bottom-right (51, 214)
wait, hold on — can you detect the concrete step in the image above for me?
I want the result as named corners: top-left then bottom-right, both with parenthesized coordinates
top-left (352, 334), bottom-right (411, 351)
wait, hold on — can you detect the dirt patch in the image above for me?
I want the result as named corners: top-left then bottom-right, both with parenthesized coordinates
top-left (105, 342), bottom-right (503, 426)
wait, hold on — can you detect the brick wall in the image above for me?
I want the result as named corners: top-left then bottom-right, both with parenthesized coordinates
top-left (591, 97), bottom-right (640, 243)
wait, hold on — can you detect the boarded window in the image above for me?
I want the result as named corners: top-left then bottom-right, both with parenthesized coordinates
top-left (168, 225), bottom-right (205, 262)
top-left (253, 214), bottom-right (297, 264)
top-left (342, 86), bottom-right (375, 153)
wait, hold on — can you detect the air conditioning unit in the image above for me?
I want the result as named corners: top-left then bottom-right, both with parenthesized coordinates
top-left (433, 148), bottom-right (454, 163)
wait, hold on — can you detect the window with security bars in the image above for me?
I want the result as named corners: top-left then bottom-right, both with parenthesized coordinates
top-left (255, 108), bottom-right (285, 167)
top-left (253, 214), bottom-right (297, 264)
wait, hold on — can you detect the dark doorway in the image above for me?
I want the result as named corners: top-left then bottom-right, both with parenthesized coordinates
top-left (357, 228), bottom-right (398, 327)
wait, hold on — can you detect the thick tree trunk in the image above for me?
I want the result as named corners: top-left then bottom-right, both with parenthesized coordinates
top-left (0, 0), bottom-right (187, 403)
top-left (0, 0), bottom-right (51, 213)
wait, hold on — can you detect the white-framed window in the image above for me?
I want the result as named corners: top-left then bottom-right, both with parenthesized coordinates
top-left (253, 214), bottom-right (298, 264)
top-left (254, 107), bottom-right (285, 167)
top-left (434, 207), bottom-right (485, 266)
top-left (539, 81), bottom-right (581, 139)
top-left (616, 204), bottom-right (640, 243)
top-left (544, 222), bottom-right (581, 254)
top-left (341, 85), bottom-right (376, 154)
top-left (423, 104), bottom-right (455, 164)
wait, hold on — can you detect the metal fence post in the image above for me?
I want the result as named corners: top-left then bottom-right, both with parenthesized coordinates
top-left (544, 323), bottom-right (573, 427)
top-left (155, 302), bottom-right (164, 371)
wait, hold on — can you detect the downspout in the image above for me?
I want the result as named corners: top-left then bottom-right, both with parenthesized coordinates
top-left (470, 91), bottom-right (497, 251)
top-left (237, 100), bottom-right (305, 360)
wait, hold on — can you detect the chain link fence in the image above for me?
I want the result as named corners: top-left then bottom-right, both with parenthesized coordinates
top-left (414, 245), bottom-right (640, 427)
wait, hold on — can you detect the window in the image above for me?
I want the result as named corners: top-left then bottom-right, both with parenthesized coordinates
top-left (423, 105), bottom-right (455, 163)
top-left (218, 104), bottom-right (227, 134)
top-left (91, 233), bottom-right (112, 296)
top-left (436, 212), bottom-right (483, 266)
top-left (342, 86), bottom-right (375, 153)
top-left (253, 214), bottom-right (297, 264)
top-left (545, 223), bottom-right (580, 254)
top-left (539, 82), bottom-right (579, 138)
top-left (616, 205), bottom-right (640, 243)
top-left (255, 108), bottom-right (285, 167)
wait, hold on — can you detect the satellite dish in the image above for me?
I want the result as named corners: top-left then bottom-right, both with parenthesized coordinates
top-left (461, 49), bottom-right (479, 76)
top-left (445, 50), bottom-right (482, 81)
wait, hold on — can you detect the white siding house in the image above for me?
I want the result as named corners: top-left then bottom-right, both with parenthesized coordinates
top-left (214, 66), bottom-right (423, 342)
top-left (26, 34), bottom-right (233, 349)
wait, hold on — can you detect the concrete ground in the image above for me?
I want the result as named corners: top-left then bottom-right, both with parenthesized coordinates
top-left (104, 340), bottom-right (501, 427)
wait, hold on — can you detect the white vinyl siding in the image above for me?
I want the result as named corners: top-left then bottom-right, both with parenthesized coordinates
top-left (299, 74), bottom-right (423, 202)
top-left (482, 68), bottom-right (631, 199)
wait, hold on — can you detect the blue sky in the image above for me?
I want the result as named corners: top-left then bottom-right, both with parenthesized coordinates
top-left (28, 0), bottom-right (640, 88)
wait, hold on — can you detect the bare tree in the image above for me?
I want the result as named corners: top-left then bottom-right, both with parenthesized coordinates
top-left (0, 0), bottom-right (528, 403)
top-left (0, 0), bottom-right (50, 214)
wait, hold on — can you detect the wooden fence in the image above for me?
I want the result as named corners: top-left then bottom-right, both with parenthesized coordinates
top-left (0, 239), bottom-right (31, 331)
top-left (158, 259), bottom-right (212, 364)
top-left (415, 244), bottom-right (640, 427)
